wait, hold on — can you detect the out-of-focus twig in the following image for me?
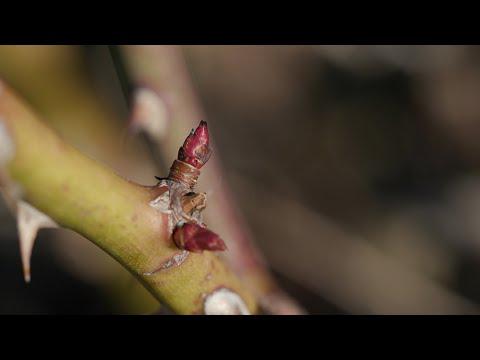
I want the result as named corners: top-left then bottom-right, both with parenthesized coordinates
top-left (238, 177), bottom-right (478, 314)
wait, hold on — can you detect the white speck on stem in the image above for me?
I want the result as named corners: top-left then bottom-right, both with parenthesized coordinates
top-left (204, 288), bottom-right (250, 315)
top-left (0, 117), bottom-right (22, 211)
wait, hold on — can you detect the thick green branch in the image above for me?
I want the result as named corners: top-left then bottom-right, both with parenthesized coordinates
top-left (0, 81), bottom-right (257, 314)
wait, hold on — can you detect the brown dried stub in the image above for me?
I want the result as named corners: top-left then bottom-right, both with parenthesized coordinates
top-left (181, 192), bottom-right (207, 215)
top-left (173, 222), bottom-right (227, 253)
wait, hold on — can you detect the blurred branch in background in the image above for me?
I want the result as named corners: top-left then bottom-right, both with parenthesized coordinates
top-left (182, 45), bottom-right (480, 313)
top-left (237, 178), bottom-right (477, 314)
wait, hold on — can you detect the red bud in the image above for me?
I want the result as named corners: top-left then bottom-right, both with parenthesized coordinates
top-left (173, 222), bottom-right (227, 253)
top-left (178, 120), bottom-right (211, 169)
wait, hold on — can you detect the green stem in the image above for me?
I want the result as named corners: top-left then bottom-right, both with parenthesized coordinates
top-left (0, 81), bottom-right (257, 314)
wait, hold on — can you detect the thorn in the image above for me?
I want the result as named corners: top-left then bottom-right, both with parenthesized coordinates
top-left (177, 120), bottom-right (211, 169)
top-left (17, 201), bottom-right (58, 283)
top-left (0, 118), bottom-right (15, 167)
top-left (128, 87), bottom-right (170, 139)
top-left (173, 222), bottom-right (226, 253)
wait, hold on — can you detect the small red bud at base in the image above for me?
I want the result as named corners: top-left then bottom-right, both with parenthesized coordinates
top-left (173, 222), bottom-right (227, 253)
top-left (178, 120), bottom-right (211, 169)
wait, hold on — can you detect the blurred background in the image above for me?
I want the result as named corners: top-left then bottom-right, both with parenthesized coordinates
top-left (2, 45), bottom-right (480, 314)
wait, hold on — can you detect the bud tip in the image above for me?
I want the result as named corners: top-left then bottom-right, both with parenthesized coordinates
top-left (178, 121), bottom-right (211, 169)
top-left (173, 222), bottom-right (227, 253)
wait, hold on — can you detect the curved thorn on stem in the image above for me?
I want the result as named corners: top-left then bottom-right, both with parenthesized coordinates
top-left (17, 201), bottom-right (58, 283)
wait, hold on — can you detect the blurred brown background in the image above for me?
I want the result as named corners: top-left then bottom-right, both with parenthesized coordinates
top-left (2, 45), bottom-right (480, 314)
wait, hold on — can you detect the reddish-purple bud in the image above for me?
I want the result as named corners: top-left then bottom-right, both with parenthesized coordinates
top-left (173, 222), bottom-right (227, 253)
top-left (178, 120), bottom-right (211, 169)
